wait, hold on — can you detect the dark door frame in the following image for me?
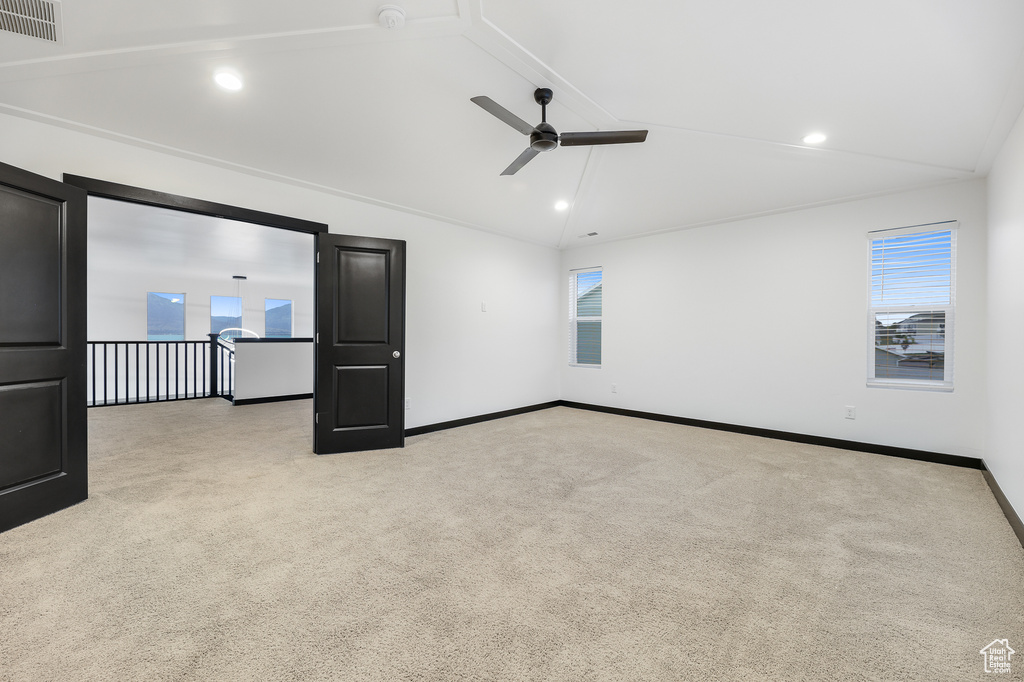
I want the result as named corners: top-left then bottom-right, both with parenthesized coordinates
top-left (65, 176), bottom-right (410, 454)
top-left (62, 176), bottom-right (328, 236)
top-left (63, 175), bottom-right (328, 436)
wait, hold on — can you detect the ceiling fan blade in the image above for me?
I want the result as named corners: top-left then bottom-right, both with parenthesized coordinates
top-left (471, 96), bottom-right (535, 136)
top-left (559, 130), bottom-right (649, 146)
top-left (500, 148), bottom-right (540, 176)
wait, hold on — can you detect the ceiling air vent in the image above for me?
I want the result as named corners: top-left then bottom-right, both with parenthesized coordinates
top-left (0, 0), bottom-right (63, 44)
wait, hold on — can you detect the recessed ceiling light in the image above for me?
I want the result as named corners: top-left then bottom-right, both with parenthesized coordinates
top-left (554, 200), bottom-right (570, 211)
top-left (214, 69), bottom-right (243, 91)
top-left (802, 132), bottom-right (827, 145)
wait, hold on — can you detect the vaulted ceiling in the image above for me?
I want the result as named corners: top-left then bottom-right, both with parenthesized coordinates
top-left (2, 0), bottom-right (1023, 248)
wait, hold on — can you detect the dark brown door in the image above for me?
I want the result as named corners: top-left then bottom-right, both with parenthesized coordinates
top-left (315, 233), bottom-right (405, 454)
top-left (0, 161), bottom-right (87, 533)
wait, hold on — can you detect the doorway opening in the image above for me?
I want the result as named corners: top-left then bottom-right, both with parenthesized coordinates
top-left (85, 194), bottom-right (316, 407)
top-left (65, 175), bottom-right (326, 421)
top-left (65, 175), bottom-right (407, 457)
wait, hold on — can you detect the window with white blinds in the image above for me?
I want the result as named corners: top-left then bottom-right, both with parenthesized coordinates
top-left (569, 268), bottom-right (602, 367)
top-left (868, 221), bottom-right (956, 390)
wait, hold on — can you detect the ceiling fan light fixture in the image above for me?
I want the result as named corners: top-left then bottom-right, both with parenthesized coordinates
top-left (531, 122), bottom-right (558, 152)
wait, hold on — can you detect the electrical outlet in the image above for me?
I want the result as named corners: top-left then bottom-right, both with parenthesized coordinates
top-left (611, 383), bottom-right (617, 393)
top-left (405, 398), bottom-right (411, 410)
top-left (481, 302), bottom-right (487, 312)
top-left (845, 406), bottom-right (856, 420)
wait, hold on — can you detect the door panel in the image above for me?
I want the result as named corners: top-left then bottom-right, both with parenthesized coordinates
top-left (0, 185), bottom-right (63, 345)
top-left (0, 161), bottom-right (87, 533)
top-left (335, 250), bottom-right (390, 343)
top-left (333, 365), bottom-right (390, 428)
top-left (315, 234), bottom-right (405, 454)
top-left (0, 381), bottom-right (64, 489)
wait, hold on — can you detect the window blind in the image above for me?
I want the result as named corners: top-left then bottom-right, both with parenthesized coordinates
top-left (569, 268), bottom-right (602, 366)
top-left (871, 228), bottom-right (954, 308)
top-left (867, 222), bottom-right (956, 389)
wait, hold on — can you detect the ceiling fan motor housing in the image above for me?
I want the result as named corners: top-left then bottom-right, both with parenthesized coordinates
top-left (531, 122), bottom-right (558, 151)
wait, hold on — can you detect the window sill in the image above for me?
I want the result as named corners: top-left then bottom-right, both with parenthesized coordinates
top-left (569, 363), bottom-right (602, 369)
top-left (866, 379), bottom-right (953, 392)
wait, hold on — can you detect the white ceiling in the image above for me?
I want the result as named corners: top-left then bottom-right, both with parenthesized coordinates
top-left (88, 197), bottom-right (315, 284)
top-left (2, 0), bottom-right (1023, 249)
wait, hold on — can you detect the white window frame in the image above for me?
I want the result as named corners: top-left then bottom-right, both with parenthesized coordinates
top-left (867, 221), bottom-right (956, 391)
top-left (569, 267), bottom-right (602, 368)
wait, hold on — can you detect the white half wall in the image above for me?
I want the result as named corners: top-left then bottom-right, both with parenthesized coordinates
top-left (0, 112), bottom-right (561, 430)
top-left (562, 180), bottom-right (988, 459)
top-left (233, 341), bottom-right (314, 402)
top-left (987, 106), bottom-right (1024, 522)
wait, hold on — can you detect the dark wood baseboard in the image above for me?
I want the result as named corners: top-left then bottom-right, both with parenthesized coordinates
top-left (560, 401), bottom-right (983, 469)
top-left (232, 393), bottom-right (313, 406)
top-left (405, 400), bottom-right (1024, 546)
top-left (407, 399), bottom-right (982, 469)
top-left (981, 461), bottom-right (1024, 549)
top-left (404, 401), bottom-right (561, 437)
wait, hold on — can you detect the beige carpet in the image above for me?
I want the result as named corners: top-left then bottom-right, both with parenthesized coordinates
top-left (1, 399), bottom-right (1021, 681)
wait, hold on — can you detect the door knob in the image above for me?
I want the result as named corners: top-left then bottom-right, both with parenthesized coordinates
top-left (393, 350), bottom-right (401, 358)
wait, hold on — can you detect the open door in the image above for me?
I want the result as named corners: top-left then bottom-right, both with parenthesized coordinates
top-left (0, 161), bottom-right (87, 533)
top-left (315, 233), bottom-right (405, 454)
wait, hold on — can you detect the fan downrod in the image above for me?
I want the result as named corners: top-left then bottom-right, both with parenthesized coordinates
top-left (530, 88), bottom-right (558, 151)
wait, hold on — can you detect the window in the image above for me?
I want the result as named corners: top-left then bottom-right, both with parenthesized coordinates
top-left (265, 299), bottom-right (292, 338)
top-left (569, 268), bottom-right (602, 367)
top-left (147, 292), bottom-right (184, 340)
top-left (868, 221), bottom-right (956, 390)
top-left (211, 295), bottom-right (242, 337)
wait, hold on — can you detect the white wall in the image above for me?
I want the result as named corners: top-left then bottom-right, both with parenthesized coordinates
top-left (87, 198), bottom-right (316, 341)
top-left (562, 181), bottom-right (988, 458)
top-left (1, 111), bottom-right (998, 471)
top-left (0, 113), bottom-right (562, 430)
top-left (986, 107), bottom-right (1024, 520)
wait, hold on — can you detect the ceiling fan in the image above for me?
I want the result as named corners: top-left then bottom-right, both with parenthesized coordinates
top-left (471, 88), bottom-right (648, 176)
